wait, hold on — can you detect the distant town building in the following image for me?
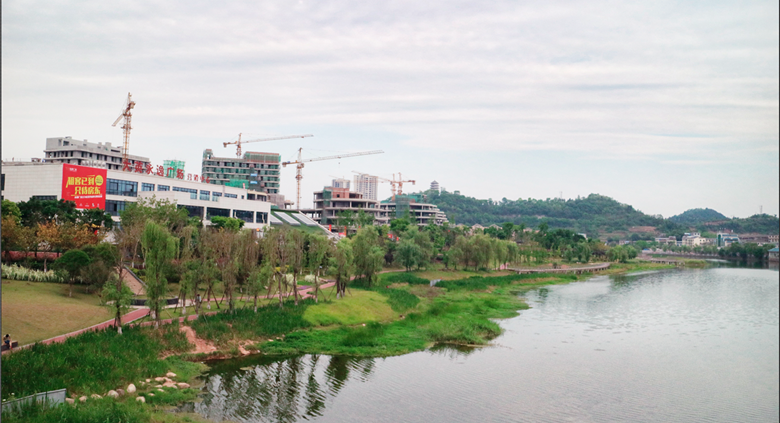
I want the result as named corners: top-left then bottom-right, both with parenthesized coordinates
top-left (44, 136), bottom-right (150, 171)
top-left (769, 247), bottom-right (779, 262)
top-left (682, 233), bottom-right (709, 247)
top-left (201, 149), bottom-right (281, 195)
top-left (353, 173), bottom-right (378, 201)
top-left (717, 232), bottom-right (740, 248)
top-left (655, 236), bottom-right (677, 245)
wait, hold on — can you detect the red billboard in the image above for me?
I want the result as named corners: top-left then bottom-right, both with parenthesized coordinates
top-left (61, 164), bottom-right (107, 209)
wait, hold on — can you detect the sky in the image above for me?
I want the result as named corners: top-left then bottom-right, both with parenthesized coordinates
top-left (3, 0), bottom-right (778, 218)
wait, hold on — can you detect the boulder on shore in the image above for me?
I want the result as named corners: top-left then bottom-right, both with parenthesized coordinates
top-left (90, 394), bottom-right (101, 399)
top-left (154, 377), bottom-right (166, 382)
top-left (166, 372), bottom-right (177, 378)
top-left (127, 383), bottom-right (136, 394)
top-left (136, 396), bottom-right (146, 403)
top-left (107, 390), bottom-right (119, 398)
top-left (117, 389), bottom-right (126, 396)
top-left (65, 398), bottom-right (75, 405)
top-left (79, 396), bottom-right (87, 403)
top-left (177, 382), bottom-right (190, 389)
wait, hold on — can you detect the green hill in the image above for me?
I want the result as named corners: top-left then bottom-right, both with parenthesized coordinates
top-left (669, 208), bottom-right (728, 225)
top-left (420, 191), bottom-right (778, 237)
top-left (423, 191), bottom-right (663, 235)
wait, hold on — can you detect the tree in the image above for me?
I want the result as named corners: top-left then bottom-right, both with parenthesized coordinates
top-left (305, 234), bottom-right (331, 302)
top-left (81, 243), bottom-right (121, 292)
top-left (248, 263), bottom-right (274, 312)
top-left (210, 216), bottom-right (245, 231)
top-left (286, 229), bottom-right (306, 305)
top-left (102, 273), bottom-right (133, 334)
top-left (396, 238), bottom-right (421, 272)
top-left (53, 249), bottom-right (91, 297)
top-left (140, 221), bottom-right (178, 328)
top-left (470, 234), bottom-right (492, 270)
top-left (36, 221), bottom-right (62, 272)
top-left (1, 215), bottom-right (22, 260)
top-left (331, 238), bottom-right (353, 298)
top-left (1, 199), bottom-right (22, 223)
top-left (352, 226), bottom-right (384, 285)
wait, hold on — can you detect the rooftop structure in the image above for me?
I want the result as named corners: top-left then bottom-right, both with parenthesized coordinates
top-left (202, 149), bottom-right (281, 195)
top-left (430, 180), bottom-right (440, 192)
top-left (44, 136), bottom-right (151, 171)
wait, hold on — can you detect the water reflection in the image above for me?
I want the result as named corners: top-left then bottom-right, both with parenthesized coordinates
top-left (180, 355), bottom-right (377, 422)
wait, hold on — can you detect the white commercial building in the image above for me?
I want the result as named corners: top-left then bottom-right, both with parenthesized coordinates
top-left (1, 162), bottom-right (273, 231)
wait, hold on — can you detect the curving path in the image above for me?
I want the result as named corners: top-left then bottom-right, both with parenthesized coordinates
top-left (2, 281), bottom-right (337, 354)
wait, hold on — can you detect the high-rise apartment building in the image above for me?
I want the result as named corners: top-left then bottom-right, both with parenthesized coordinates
top-left (201, 149), bottom-right (281, 194)
top-left (44, 136), bottom-right (151, 171)
top-left (353, 173), bottom-right (378, 201)
top-left (331, 178), bottom-right (351, 189)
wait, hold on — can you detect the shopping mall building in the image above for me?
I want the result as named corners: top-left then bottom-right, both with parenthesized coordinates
top-left (1, 161), bottom-right (273, 231)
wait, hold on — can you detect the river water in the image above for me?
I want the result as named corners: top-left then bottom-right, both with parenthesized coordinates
top-left (181, 267), bottom-right (779, 423)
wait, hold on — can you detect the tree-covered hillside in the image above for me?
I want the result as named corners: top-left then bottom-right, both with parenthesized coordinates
top-left (421, 191), bottom-right (779, 237)
top-left (669, 208), bottom-right (727, 225)
top-left (423, 191), bottom-right (663, 235)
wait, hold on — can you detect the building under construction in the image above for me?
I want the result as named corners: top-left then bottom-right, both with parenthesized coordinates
top-left (301, 186), bottom-right (448, 229)
top-left (201, 149), bottom-right (282, 194)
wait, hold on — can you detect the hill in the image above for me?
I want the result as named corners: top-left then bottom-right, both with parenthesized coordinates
top-left (669, 208), bottom-right (728, 225)
top-left (423, 191), bottom-right (664, 235)
top-left (419, 191), bottom-right (779, 237)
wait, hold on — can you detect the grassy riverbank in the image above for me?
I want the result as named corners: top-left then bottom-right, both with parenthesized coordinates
top-left (1, 261), bottom-right (664, 422)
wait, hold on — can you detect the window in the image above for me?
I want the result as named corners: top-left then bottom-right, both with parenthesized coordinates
top-left (224, 193), bottom-right (238, 199)
top-left (105, 200), bottom-right (127, 216)
top-left (233, 210), bottom-right (254, 223)
top-left (172, 186), bottom-right (197, 194)
top-left (206, 207), bottom-right (230, 219)
top-left (199, 190), bottom-right (210, 201)
top-left (178, 204), bottom-right (204, 219)
top-left (158, 185), bottom-right (170, 191)
top-left (32, 195), bottom-right (57, 201)
top-left (1, 174), bottom-right (4, 191)
top-left (107, 179), bottom-right (138, 197)
top-left (142, 183), bottom-right (155, 192)
top-left (256, 212), bottom-right (268, 224)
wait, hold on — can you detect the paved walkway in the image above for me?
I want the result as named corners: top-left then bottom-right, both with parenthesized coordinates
top-left (508, 262), bottom-right (611, 274)
top-left (2, 281), bottom-right (338, 354)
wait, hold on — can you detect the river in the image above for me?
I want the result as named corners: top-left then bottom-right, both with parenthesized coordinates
top-left (180, 267), bottom-right (779, 423)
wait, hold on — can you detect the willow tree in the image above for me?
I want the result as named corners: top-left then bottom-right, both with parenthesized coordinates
top-left (352, 226), bottom-right (384, 286)
top-left (286, 229), bottom-right (305, 305)
top-left (332, 238), bottom-right (353, 299)
top-left (141, 221), bottom-right (178, 328)
top-left (305, 234), bottom-right (331, 302)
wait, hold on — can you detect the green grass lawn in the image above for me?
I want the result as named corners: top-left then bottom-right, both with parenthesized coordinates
top-left (303, 289), bottom-right (398, 326)
top-left (1, 279), bottom-right (113, 346)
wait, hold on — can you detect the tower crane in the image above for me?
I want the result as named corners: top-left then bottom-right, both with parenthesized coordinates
top-left (111, 93), bottom-right (136, 165)
top-left (283, 148), bottom-right (384, 210)
top-left (223, 133), bottom-right (313, 158)
top-left (352, 171), bottom-right (415, 201)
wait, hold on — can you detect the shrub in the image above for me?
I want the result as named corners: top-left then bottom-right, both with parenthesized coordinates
top-left (1, 264), bottom-right (65, 283)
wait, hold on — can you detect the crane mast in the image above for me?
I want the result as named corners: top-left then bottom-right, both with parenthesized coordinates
top-left (111, 93), bottom-right (136, 166)
top-left (282, 149), bottom-right (384, 210)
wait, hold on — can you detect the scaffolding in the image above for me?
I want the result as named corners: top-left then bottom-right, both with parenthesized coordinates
top-left (163, 160), bottom-right (185, 178)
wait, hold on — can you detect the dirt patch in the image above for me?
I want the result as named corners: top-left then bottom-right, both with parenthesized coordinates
top-left (408, 286), bottom-right (443, 298)
top-left (180, 326), bottom-right (217, 354)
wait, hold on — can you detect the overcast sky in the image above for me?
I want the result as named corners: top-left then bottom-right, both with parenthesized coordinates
top-left (3, 0), bottom-right (778, 218)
